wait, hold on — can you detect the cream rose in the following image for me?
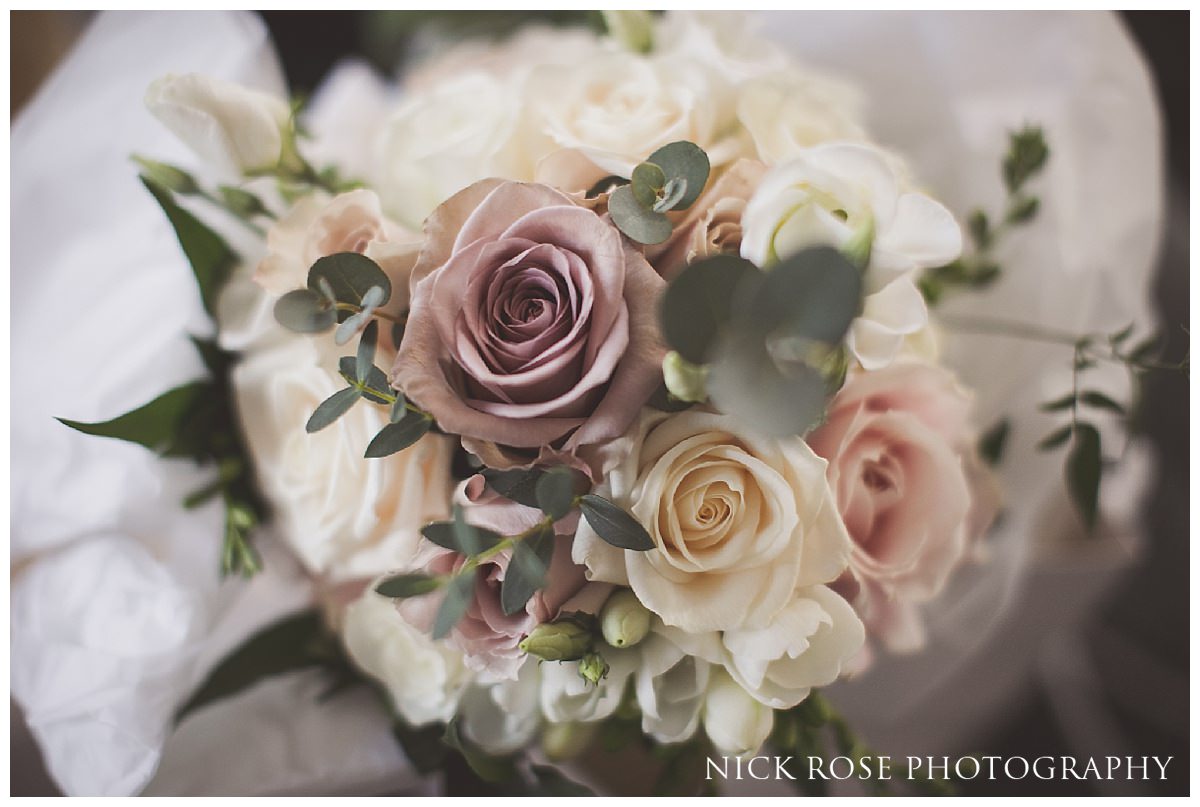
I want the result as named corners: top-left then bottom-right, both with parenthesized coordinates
top-left (232, 337), bottom-right (456, 581)
top-left (573, 409), bottom-right (851, 633)
top-left (341, 586), bottom-right (472, 726)
top-left (145, 73), bottom-right (291, 177)
top-left (807, 362), bottom-right (990, 653)
top-left (740, 142), bottom-right (962, 370)
top-left (736, 70), bottom-right (867, 164)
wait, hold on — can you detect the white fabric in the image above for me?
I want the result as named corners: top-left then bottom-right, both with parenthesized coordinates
top-left (10, 9), bottom-right (1161, 796)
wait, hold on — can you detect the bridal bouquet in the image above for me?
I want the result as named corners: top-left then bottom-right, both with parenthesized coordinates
top-left (58, 10), bottom-right (1174, 796)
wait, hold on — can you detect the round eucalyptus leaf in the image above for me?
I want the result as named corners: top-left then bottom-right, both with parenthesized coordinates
top-left (651, 177), bottom-right (687, 213)
top-left (608, 185), bottom-right (673, 245)
top-left (631, 161), bottom-right (666, 209)
top-left (707, 331), bottom-right (828, 438)
top-left (273, 288), bottom-right (335, 333)
top-left (740, 246), bottom-right (863, 344)
top-left (307, 252), bottom-right (392, 307)
top-left (659, 254), bottom-right (760, 364)
top-left (646, 141), bottom-right (710, 210)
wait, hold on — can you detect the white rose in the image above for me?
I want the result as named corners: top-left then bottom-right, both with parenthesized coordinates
top-left (529, 51), bottom-right (732, 177)
top-left (538, 648), bottom-right (638, 724)
top-left (736, 70), bottom-right (867, 164)
top-left (459, 660), bottom-right (542, 756)
top-left (341, 587), bottom-right (472, 726)
top-left (376, 72), bottom-right (540, 230)
top-left (655, 11), bottom-right (789, 86)
top-left (145, 73), bottom-right (291, 176)
top-left (573, 409), bottom-right (851, 633)
top-left (232, 337), bottom-right (455, 581)
top-left (740, 142), bottom-right (962, 369)
top-left (633, 627), bottom-right (712, 744)
top-left (702, 668), bottom-right (774, 759)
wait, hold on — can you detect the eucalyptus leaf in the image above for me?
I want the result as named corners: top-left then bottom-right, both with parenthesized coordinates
top-left (631, 161), bottom-right (666, 208)
top-left (482, 467), bottom-right (544, 508)
top-left (579, 494), bottom-right (655, 551)
top-left (141, 176), bottom-right (237, 316)
top-left (57, 382), bottom-right (206, 455)
top-left (364, 416), bottom-right (431, 458)
top-left (219, 185), bottom-right (268, 218)
top-left (274, 288), bottom-right (336, 333)
top-left (707, 330), bottom-right (829, 438)
top-left (133, 155), bottom-right (198, 195)
top-left (453, 503), bottom-right (501, 556)
top-left (308, 252), bottom-right (392, 307)
top-left (646, 141), bottom-right (710, 210)
top-left (433, 572), bottom-right (476, 640)
top-left (608, 184), bottom-right (672, 245)
top-left (390, 393), bottom-right (408, 423)
top-left (501, 524), bottom-right (555, 615)
top-left (356, 320), bottom-right (378, 383)
top-left (740, 246), bottom-right (862, 344)
top-left (1066, 423), bottom-right (1102, 532)
top-left (659, 254), bottom-right (758, 364)
top-left (305, 387), bottom-right (361, 433)
top-left (375, 572), bottom-right (441, 598)
top-left (535, 467), bottom-right (577, 521)
top-left (422, 519), bottom-right (502, 555)
top-left (335, 312), bottom-right (367, 346)
top-left (337, 356), bottom-right (392, 405)
top-left (652, 177), bottom-right (687, 213)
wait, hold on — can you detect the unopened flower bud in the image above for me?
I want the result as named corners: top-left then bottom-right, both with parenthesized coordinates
top-left (600, 589), bottom-right (651, 649)
top-left (578, 651), bottom-right (610, 686)
top-left (541, 720), bottom-right (598, 761)
top-left (519, 620), bottom-right (591, 662)
top-left (663, 351), bottom-right (709, 403)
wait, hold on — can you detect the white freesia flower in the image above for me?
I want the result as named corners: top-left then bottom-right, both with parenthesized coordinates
top-left (736, 70), bottom-right (867, 164)
top-left (376, 71), bottom-right (539, 229)
top-left (720, 585), bottom-right (864, 709)
top-left (529, 51), bottom-right (732, 177)
top-left (740, 142), bottom-right (962, 369)
top-left (459, 660), bottom-right (542, 756)
top-left (232, 337), bottom-right (455, 581)
top-left (573, 409), bottom-right (851, 633)
top-left (341, 588), bottom-right (472, 726)
top-left (702, 668), bottom-right (774, 759)
top-left (538, 648), bottom-right (638, 724)
top-left (145, 73), bottom-right (291, 176)
top-left (634, 628), bottom-right (712, 744)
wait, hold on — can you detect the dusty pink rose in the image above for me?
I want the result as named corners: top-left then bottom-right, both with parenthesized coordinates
top-left (399, 474), bottom-right (608, 680)
top-left (390, 180), bottom-right (665, 468)
top-left (807, 362), bottom-right (993, 654)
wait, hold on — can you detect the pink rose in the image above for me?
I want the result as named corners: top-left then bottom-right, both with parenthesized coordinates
top-left (390, 180), bottom-right (665, 468)
top-left (807, 362), bottom-right (993, 654)
top-left (399, 474), bottom-right (608, 680)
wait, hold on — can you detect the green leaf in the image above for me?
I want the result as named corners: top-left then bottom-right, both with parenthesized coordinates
top-left (742, 246), bottom-right (862, 344)
top-left (364, 416), bottom-right (431, 458)
top-left (307, 252), bottom-right (392, 307)
top-left (305, 387), bottom-right (360, 433)
top-left (1005, 195), bottom-right (1039, 225)
top-left (630, 161), bottom-right (666, 208)
top-left (1066, 423), bottom-right (1102, 532)
top-left (57, 382), bottom-right (206, 455)
top-left (1039, 392), bottom-right (1076, 413)
top-left (218, 184), bottom-right (268, 218)
top-left (707, 330), bottom-right (829, 437)
top-left (535, 467), bottom-right (577, 521)
top-left (977, 418), bottom-right (1010, 466)
top-left (501, 524), bottom-right (555, 616)
top-left (375, 572), bottom-right (441, 598)
top-left (433, 572), bottom-right (476, 640)
top-left (646, 140), bottom-right (710, 210)
top-left (579, 494), bottom-right (655, 551)
top-left (274, 288), bottom-right (336, 333)
top-left (481, 467), bottom-right (544, 508)
top-left (659, 254), bottom-right (758, 364)
top-left (356, 320), bottom-right (378, 383)
top-left (1003, 126), bottom-right (1049, 194)
top-left (1080, 390), bottom-right (1126, 416)
top-left (177, 610), bottom-right (327, 721)
top-left (967, 210), bottom-right (991, 251)
top-left (141, 176), bottom-right (238, 316)
top-left (337, 356), bottom-right (391, 405)
top-left (1037, 424), bottom-right (1073, 451)
top-left (443, 718), bottom-right (517, 784)
top-left (421, 520), bottom-right (502, 555)
top-left (389, 392), bottom-right (408, 423)
top-left (133, 155), bottom-right (198, 195)
top-left (608, 184), bottom-right (673, 245)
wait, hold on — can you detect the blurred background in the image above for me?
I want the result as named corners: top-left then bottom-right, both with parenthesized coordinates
top-left (10, 10), bottom-right (1188, 797)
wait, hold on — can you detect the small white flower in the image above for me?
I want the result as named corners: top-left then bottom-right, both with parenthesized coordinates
top-left (341, 587), bottom-right (472, 726)
top-left (458, 660), bottom-right (542, 755)
top-left (702, 668), bottom-right (774, 759)
top-left (538, 648), bottom-right (638, 724)
top-left (633, 628), bottom-right (712, 744)
top-left (145, 73), bottom-right (291, 176)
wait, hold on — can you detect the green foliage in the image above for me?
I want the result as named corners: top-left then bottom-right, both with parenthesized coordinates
top-left (608, 184), bottom-right (672, 245)
top-left (481, 467), bottom-right (545, 508)
top-left (610, 141), bottom-right (711, 244)
top-left (274, 288), bottom-right (337, 333)
top-left (659, 254), bottom-right (757, 364)
top-left (501, 523), bottom-right (555, 615)
top-left (421, 510), bottom-right (503, 555)
top-left (133, 155), bottom-right (198, 195)
top-left (433, 572), bottom-right (476, 640)
top-left (1065, 423), bottom-right (1102, 531)
top-left (364, 416), bottom-right (432, 458)
top-left (336, 356), bottom-right (392, 404)
top-left (1003, 126), bottom-right (1050, 194)
top-left (977, 419), bottom-right (1011, 467)
top-left (305, 387), bottom-right (361, 433)
top-left (645, 141), bottom-right (710, 211)
top-left (307, 252), bottom-right (392, 309)
top-left (58, 383), bottom-right (207, 456)
top-left (535, 467), bottom-right (578, 521)
top-left (579, 494), bottom-right (655, 551)
top-left (375, 572), bottom-right (441, 598)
